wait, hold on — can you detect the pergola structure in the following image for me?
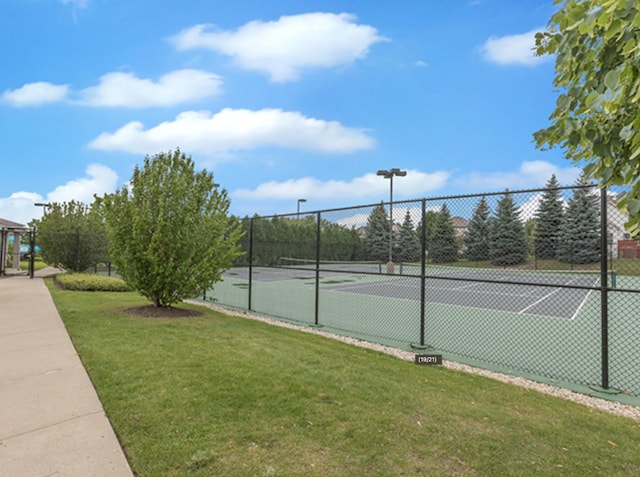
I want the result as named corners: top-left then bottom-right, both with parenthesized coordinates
top-left (0, 218), bottom-right (31, 276)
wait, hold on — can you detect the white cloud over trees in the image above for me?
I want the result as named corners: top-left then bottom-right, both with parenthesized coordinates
top-left (234, 169), bottom-right (449, 201)
top-left (0, 164), bottom-right (118, 225)
top-left (88, 108), bottom-right (376, 156)
top-left (455, 160), bottom-right (580, 191)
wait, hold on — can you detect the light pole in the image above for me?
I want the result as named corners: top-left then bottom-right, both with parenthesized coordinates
top-left (297, 198), bottom-right (307, 219)
top-left (377, 168), bottom-right (407, 273)
top-left (34, 202), bottom-right (51, 216)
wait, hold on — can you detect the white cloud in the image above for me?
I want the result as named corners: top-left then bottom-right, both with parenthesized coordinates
top-left (233, 169), bottom-right (449, 201)
top-left (77, 69), bottom-right (223, 107)
top-left (2, 82), bottom-right (69, 107)
top-left (47, 164), bottom-right (118, 204)
top-left (171, 13), bottom-right (389, 82)
top-left (0, 192), bottom-right (45, 225)
top-left (0, 164), bottom-right (117, 225)
top-left (4, 70), bottom-right (222, 108)
top-left (88, 108), bottom-right (375, 156)
top-left (480, 28), bottom-right (547, 66)
top-left (455, 160), bottom-right (581, 191)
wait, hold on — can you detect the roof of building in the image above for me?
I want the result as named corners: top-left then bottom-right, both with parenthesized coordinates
top-left (0, 218), bottom-right (29, 231)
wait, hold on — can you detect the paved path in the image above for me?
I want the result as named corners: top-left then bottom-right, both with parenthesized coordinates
top-left (0, 269), bottom-right (133, 476)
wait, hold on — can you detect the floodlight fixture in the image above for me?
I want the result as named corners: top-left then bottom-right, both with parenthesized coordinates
top-left (376, 168), bottom-right (407, 269)
top-left (297, 198), bottom-right (307, 219)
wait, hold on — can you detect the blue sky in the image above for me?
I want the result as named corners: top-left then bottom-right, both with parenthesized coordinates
top-left (1, 0), bottom-right (581, 225)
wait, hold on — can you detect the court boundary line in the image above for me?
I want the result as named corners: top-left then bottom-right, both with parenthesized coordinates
top-left (517, 278), bottom-right (577, 315)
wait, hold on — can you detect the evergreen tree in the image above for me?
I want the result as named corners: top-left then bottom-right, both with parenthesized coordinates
top-left (396, 210), bottom-right (420, 263)
top-left (418, 210), bottom-right (439, 258)
top-left (524, 218), bottom-right (536, 258)
top-left (489, 191), bottom-right (528, 266)
top-left (363, 203), bottom-right (390, 262)
top-left (464, 196), bottom-right (491, 261)
top-left (556, 175), bottom-right (601, 264)
top-left (430, 204), bottom-right (458, 263)
top-left (534, 174), bottom-right (564, 259)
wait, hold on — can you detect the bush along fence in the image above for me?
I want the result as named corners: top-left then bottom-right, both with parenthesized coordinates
top-left (204, 183), bottom-right (640, 399)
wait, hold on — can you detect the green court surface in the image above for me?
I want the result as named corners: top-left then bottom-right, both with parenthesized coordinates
top-left (201, 268), bottom-right (640, 399)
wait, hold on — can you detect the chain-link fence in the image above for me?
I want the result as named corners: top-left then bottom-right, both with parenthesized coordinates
top-left (34, 231), bottom-right (115, 275)
top-left (203, 184), bottom-right (640, 398)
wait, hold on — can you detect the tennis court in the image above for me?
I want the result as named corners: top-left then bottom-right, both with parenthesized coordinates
top-left (224, 264), bottom-right (607, 321)
top-left (322, 269), bottom-right (603, 320)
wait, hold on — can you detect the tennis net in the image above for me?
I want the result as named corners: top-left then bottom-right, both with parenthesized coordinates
top-left (278, 257), bottom-right (383, 273)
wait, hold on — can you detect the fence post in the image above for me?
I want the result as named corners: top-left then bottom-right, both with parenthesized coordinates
top-left (419, 199), bottom-right (427, 347)
top-left (600, 187), bottom-right (609, 390)
top-left (314, 211), bottom-right (321, 326)
top-left (29, 229), bottom-right (36, 279)
top-left (248, 218), bottom-right (254, 311)
top-left (411, 200), bottom-right (428, 350)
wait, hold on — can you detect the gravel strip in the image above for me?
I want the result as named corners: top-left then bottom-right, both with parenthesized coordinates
top-left (191, 301), bottom-right (640, 421)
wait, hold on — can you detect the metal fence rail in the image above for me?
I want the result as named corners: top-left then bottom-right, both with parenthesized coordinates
top-left (204, 185), bottom-right (640, 398)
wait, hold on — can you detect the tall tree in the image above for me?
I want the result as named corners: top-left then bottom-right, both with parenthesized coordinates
top-left (418, 210), bottom-right (440, 258)
top-left (36, 200), bottom-right (108, 272)
top-left (524, 218), bottom-right (537, 258)
top-left (556, 175), bottom-right (601, 264)
top-left (534, 175), bottom-right (565, 259)
top-left (99, 149), bottom-right (243, 307)
top-left (363, 203), bottom-right (390, 262)
top-left (396, 210), bottom-right (420, 263)
top-left (489, 192), bottom-right (528, 266)
top-left (464, 196), bottom-right (491, 261)
top-left (534, 0), bottom-right (640, 237)
top-left (430, 204), bottom-right (458, 263)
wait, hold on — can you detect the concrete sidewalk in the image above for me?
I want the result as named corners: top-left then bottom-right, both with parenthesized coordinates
top-left (0, 269), bottom-right (133, 476)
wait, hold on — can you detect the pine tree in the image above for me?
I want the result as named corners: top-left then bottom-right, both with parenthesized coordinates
top-left (430, 204), bottom-right (458, 263)
top-left (363, 203), bottom-right (390, 262)
top-left (556, 175), bottom-right (601, 264)
top-left (464, 196), bottom-right (491, 261)
top-left (396, 210), bottom-right (420, 263)
top-left (489, 191), bottom-right (528, 266)
top-left (534, 174), bottom-right (564, 259)
top-left (418, 210), bottom-right (439, 257)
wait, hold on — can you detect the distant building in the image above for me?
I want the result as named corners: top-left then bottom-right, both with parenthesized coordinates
top-left (0, 218), bottom-right (30, 274)
top-left (605, 195), bottom-right (637, 258)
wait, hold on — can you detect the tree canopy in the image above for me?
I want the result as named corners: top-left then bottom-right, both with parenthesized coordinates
top-left (465, 196), bottom-right (491, 262)
top-left (489, 192), bottom-right (528, 266)
top-left (99, 149), bottom-right (243, 307)
top-left (396, 210), bottom-right (421, 263)
top-left (534, 175), bottom-right (565, 259)
top-left (534, 0), bottom-right (640, 237)
top-left (430, 204), bottom-right (458, 263)
top-left (363, 203), bottom-right (391, 262)
top-left (35, 200), bottom-right (108, 272)
top-left (556, 174), bottom-right (601, 264)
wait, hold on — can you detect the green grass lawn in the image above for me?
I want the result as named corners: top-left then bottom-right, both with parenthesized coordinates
top-left (47, 282), bottom-right (640, 477)
top-left (19, 258), bottom-right (48, 271)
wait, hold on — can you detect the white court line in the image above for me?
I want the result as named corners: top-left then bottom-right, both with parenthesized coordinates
top-left (517, 278), bottom-right (577, 314)
top-left (354, 279), bottom-right (544, 298)
top-left (569, 279), bottom-right (599, 321)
